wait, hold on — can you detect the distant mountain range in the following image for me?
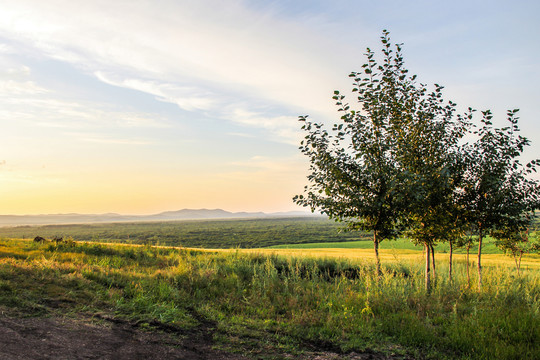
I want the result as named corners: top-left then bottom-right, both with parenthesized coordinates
top-left (0, 209), bottom-right (315, 226)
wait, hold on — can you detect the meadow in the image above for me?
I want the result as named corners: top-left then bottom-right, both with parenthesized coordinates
top-left (0, 234), bottom-right (538, 359)
top-left (0, 217), bottom-right (366, 248)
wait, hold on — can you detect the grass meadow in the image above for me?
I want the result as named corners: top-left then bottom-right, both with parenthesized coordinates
top-left (0, 217), bottom-right (365, 248)
top-left (0, 237), bottom-right (538, 359)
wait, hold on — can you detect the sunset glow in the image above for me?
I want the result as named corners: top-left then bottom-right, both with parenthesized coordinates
top-left (0, 0), bottom-right (538, 215)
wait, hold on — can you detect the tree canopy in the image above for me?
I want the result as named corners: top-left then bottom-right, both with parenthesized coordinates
top-left (294, 30), bottom-right (540, 288)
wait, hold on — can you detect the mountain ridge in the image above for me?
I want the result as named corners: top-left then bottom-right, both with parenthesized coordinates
top-left (0, 208), bottom-right (314, 226)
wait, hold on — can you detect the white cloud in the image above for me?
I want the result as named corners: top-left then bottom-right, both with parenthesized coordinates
top-left (95, 71), bottom-right (302, 143)
top-left (0, 79), bottom-right (48, 95)
top-left (223, 107), bottom-right (301, 145)
top-left (0, 66), bottom-right (48, 95)
top-left (0, 63), bottom-right (169, 130)
top-left (95, 72), bottom-right (217, 112)
top-left (75, 136), bottom-right (152, 146)
top-left (0, 96), bottom-right (169, 129)
top-left (0, 0), bottom-right (347, 143)
top-left (0, 43), bottom-right (15, 54)
top-left (0, 61), bottom-right (172, 158)
top-left (4, 65), bottom-right (30, 77)
top-left (227, 132), bottom-right (254, 138)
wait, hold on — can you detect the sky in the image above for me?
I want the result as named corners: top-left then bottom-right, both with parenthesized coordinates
top-left (0, 0), bottom-right (538, 215)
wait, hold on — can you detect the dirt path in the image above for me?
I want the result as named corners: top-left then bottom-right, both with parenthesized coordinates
top-left (0, 314), bottom-right (408, 359)
top-left (0, 315), bottom-right (246, 360)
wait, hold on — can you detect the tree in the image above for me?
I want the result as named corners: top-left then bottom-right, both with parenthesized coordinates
top-left (294, 30), bottom-right (408, 276)
top-left (294, 30), bottom-right (540, 291)
top-left (445, 205), bottom-right (470, 283)
top-left (391, 83), bottom-right (470, 291)
top-left (460, 109), bottom-right (540, 288)
top-left (493, 215), bottom-right (539, 275)
top-left (295, 30), bottom-right (472, 291)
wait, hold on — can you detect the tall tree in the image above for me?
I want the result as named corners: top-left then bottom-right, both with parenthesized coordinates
top-left (392, 83), bottom-right (470, 291)
top-left (294, 30), bottom-right (409, 276)
top-left (460, 109), bottom-right (540, 288)
top-left (294, 31), bottom-right (468, 285)
top-left (446, 212), bottom-right (469, 283)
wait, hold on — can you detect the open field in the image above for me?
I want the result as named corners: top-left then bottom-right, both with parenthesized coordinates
top-left (0, 238), bottom-right (538, 359)
top-left (0, 216), bottom-right (527, 256)
top-left (268, 238), bottom-right (504, 254)
top-left (239, 248), bottom-right (540, 271)
top-left (0, 217), bottom-right (365, 248)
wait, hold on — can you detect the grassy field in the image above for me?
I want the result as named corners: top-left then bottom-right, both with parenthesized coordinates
top-left (0, 217), bottom-right (365, 248)
top-left (0, 216), bottom-right (523, 256)
top-left (0, 238), bottom-right (538, 359)
top-left (269, 237), bottom-right (503, 253)
top-left (244, 248), bottom-right (540, 271)
top-left (265, 237), bottom-right (540, 270)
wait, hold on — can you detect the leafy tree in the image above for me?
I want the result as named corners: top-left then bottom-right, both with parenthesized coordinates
top-left (294, 31), bottom-right (470, 288)
top-left (392, 83), bottom-right (470, 291)
top-left (294, 30), bottom-right (540, 292)
top-left (298, 30), bottom-right (471, 292)
top-left (294, 30), bottom-right (409, 276)
top-left (493, 215), bottom-right (539, 275)
top-left (460, 109), bottom-right (540, 288)
top-left (294, 31), bottom-right (472, 290)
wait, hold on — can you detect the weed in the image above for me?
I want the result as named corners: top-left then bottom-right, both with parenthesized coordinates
top-left (0, 238), bottom-right (537, 359)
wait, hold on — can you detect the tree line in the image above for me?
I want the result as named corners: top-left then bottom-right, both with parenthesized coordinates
top-left (294, 30), bottom-right (540, 291)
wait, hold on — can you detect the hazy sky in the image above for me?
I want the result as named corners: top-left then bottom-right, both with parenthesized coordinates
top-left (0, 0), bottom-right (538, 215)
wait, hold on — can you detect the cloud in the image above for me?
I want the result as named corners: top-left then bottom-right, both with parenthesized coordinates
top-left (95, 72), bottom-right (217, 112)
top-left (0, 0), bottom-right (348, 143)
top-left (0, 96), bottom-right (169, 129)
top-left (226, 132), bottom-right (254, 138)
top-left (0, 66), bottom-right (48, 95)
top-left (69, 133), bottom-right (152, 146)
top-left (0, 62), bottom-right (173, 157)
top-left (0, 64), bottom-right (170, 130)
top-left (223, 107), bottom-right (301, 145)
top-left (0, 43), bottom-right (15, 54)
top-left (4, 65), bottom-right (31, 77)
top-left (95, 71), bottom-right (301, 144)
top-left (0, 80), bottom-right (48, 95)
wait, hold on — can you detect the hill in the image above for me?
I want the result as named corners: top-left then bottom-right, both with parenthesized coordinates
top-left (0, 209), bottom-right (313, 226)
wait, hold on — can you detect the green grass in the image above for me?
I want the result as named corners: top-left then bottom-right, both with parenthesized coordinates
top-left (0, 216), bottom-right (506, 255)
top-left (269, 237), bottom-right (504, 254)
top-left (0, 238), bottom-right (538, 359)
top-left (0, 217), bottom-right (365, 248)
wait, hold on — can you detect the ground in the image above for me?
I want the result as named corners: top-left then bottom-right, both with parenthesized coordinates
top-left (0, 315), bottom-right (239, 360)
top-left (0, 313), bottom-right (407, 360)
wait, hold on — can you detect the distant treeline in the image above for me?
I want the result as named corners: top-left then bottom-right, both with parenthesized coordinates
top-left (0, 217), bottom-right (369, 248)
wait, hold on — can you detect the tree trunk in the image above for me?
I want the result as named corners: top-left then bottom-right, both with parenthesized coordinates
top-left (430, 243), bottom-right (436, 284)
top-left (425, 243), bottom-right (431, 293)
top-left (466, 241), bottom-right (470, 288)
top-left (516, 252), bottom-right (523, 276)
top-left (477, 227), bottom-right (483, 290)
top-left (449, 239), bottom-right (453, 283)
top-left (373, 231), bottom-right (382, 277)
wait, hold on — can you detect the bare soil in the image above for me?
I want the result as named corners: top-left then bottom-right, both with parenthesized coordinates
top-left (0, 313), bottom-right (408, 359)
